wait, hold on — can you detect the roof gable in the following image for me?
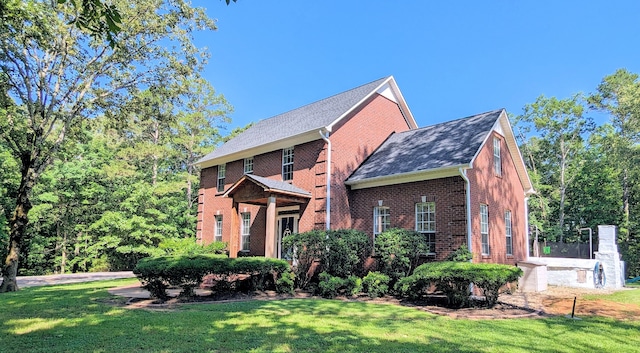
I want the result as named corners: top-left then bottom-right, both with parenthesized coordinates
top-left (196, 76), bottom-right (416, 168)
top-left (347, 109), bottom-right (503, 183)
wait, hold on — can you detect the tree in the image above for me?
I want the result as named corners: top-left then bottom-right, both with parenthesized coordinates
top-left (515, 95), bottom-right (594, 241)
top-left (0, 0), bottom-right (217, 292)
top-left (588, 69), bottom-right (640, 240)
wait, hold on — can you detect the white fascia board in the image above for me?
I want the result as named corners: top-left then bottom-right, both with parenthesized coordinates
top-left (325, 76), bottom-right (417, 132)
top-left (196, 130), bottom-right (322, 169)
top-left (346, 165), bottom-right (468, 190)
top-left (498, 112), bottom-right (534, 193)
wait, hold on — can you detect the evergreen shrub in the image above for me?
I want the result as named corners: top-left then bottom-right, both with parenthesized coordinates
top-left (362, 271), bottom-right (390, 298)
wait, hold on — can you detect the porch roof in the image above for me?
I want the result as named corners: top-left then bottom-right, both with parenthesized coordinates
top-left (222, 174), bottom-right (311, 206)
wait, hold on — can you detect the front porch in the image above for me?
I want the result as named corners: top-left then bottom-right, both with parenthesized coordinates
top-left (223, 174), bottom-right (311, 258)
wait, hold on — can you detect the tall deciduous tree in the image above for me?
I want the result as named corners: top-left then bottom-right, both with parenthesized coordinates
top-left (516, 95), bottom-right (594, 241)
top-left (0, 0), bottom-right (216, 292)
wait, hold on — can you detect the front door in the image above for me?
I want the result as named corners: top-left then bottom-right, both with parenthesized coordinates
top-left (277, 215), bottom-right (298, 259)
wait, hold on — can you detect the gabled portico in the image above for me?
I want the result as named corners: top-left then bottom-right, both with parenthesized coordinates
top-left (223, 174), bottom-right (311, 258)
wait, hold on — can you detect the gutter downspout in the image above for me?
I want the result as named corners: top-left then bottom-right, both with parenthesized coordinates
top-left (320, 130), bottom-right (331, 230)
top-left (524, 196), bottom-right (530, 260)
top-left (459, 167), bottom-right (473, 258)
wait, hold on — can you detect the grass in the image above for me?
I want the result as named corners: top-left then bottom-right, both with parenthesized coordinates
top-left (1, 279), bottom-right (639, 353)
top-left (583, 285), bottom-right (640, 305)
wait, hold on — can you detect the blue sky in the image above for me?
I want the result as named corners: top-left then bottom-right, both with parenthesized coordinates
top-left (193, 1), bottom-right (640, 133)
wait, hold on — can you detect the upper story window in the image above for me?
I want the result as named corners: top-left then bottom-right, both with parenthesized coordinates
top-left (217, 164), bottom-right (226, 192)
top-left (373, 206), bottom-right (390, 237)
top-left (416, 202), bottom-right (436, 253)
top-left (282, 147), bottom-right (294, 181)
top-left (505, 211), bottom-right (513, 256)
top-left (493, 137), bottom-right (502, 176)
top-left (214, 215), bottom-right (223, 242)
top-left (244, 157), bottom-right (254, 174)
top-left (480, 204), bottom-right (490, 255)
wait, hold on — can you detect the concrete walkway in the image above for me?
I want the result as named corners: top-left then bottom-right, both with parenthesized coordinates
top-left (0, 271), bottom-right (137, 288)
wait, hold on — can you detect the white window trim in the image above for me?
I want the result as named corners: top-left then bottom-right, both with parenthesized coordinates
top-left (416, 202), bottom-right (436, 254)
top-left (493, 137), bottom-right (502, 176)
top-left (244, 157), bottom-right (254, 174)
top-left (373, 206), bottom-right (390, 236)
top-left (214, 215), bottom-right (223, 242)
top-left (217, 164), bottom-right (226, 192)
top-left (505, 210), bottom-right (513, 256)
top-left (282, 147), bottom-right (294, 181)
top-left (241, 212), bottom-right (251, 251)
top-left (480, 204), bottom-right (490, 255)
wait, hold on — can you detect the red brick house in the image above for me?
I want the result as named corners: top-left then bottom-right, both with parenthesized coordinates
top-left (195, 76), bottom-right (534, 265)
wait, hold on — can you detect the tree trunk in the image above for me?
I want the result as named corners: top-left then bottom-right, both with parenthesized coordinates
top-left (1, 156), bottom-right (36, 292)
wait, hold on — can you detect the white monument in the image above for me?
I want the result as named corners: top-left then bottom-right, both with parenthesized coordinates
top-left (594, 225), bottom-right (625, 289)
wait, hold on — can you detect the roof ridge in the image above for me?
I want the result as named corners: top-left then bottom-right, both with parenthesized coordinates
top-left (254, 76), bottom-right (391, 123)
top-left (395, 108), bottom-right (504, 136)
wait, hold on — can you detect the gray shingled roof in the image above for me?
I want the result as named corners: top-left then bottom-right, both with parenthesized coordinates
top-left (238, 174), bottom-right (311, 197)
top-left (347, 109), bottom-right (504, 182)
top-left (197, 77), bottom-right (390, 165)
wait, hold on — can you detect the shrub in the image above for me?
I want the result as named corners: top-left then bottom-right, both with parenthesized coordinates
top-left (276, 270), bottom-right (296, 295)
top-left (362, 271), bottom-right (390, 298)
top-left (396, 261), bottom-right (523, 308)
top-left (317, 272), bottom-right (346, 299)
top-left (133, 255), bottom-right (290, 301)
top-left (282, 230), bottom-right (325, 289)
top-left (323, 229), bottom-right (372, 278)
top-left (283, 229), bottom-right (372, 288)
top-left (159, 237), bottom-right (227, 256)
top-left (374, 228), bottom-right (430, 285)
top-left (445, 245), bottom-right (473, 262)
top-left (345, 275), bottom-right (363, 297)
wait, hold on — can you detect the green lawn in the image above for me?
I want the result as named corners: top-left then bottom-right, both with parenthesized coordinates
top-left (1, 279), bottom-right (639, 353)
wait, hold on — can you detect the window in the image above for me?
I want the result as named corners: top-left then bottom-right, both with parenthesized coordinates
top-left (241, 213), bottom-right (251, 251)
top-left (214, 215), bottom-right (223, 242)
top-left (373, 207), bottom-right (390, 237)
top-left (217, 164), bottom-right (226, 192)
top-left (282, 147), bottom-right (294, 181)
top-left (505, 211), bottom-right (513, 256)
top-left (244, 157), bottom-right (254, 174)
top-left (416, 202), bottom-right (436, 253)
top-left (480, 204), bottom-right (490, 255)
top-left (493, 137), bottom-right (501, 176)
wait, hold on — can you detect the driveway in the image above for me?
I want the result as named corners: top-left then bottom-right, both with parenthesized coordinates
top-left (0, 271), bottom-right (136, 288)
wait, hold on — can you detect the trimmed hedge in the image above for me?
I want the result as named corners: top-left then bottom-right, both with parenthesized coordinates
top-left (317, 272), bottom-right (362, 299)
top-left (396, 261), bottom-right (523, 308)
top-left (362, 271), bottom-right (390, 298)
top-left (133, 255), bottom-right (291, 300)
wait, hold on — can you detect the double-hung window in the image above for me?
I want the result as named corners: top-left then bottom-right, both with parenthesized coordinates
top-left (214, 215), bottom-right (223, 242)
top-left (416, 202), bottom-right (436, 254)
top-left (282, 147), bottom-right (294, 181)
top-left (217, 164), bottom-right (226, 192)
top-left (505, 211), bottom-right (513, 256)
top-left (244, 157), bottom-right (254, 174)
top-left (373, 207), bottom-right (390, 238)
top-left (493, 137), bottom-right (502, 176)
top-left (480, 204), bottom-right (490, 255)
top-left (241, 213), bottom-right (251, 251)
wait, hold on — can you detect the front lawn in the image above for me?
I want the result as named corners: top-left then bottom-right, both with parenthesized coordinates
top-left (1, 279), bottom-right (639, 353)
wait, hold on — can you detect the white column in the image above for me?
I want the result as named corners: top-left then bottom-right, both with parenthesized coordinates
top-left (265, 196), bottom-right (277, 258)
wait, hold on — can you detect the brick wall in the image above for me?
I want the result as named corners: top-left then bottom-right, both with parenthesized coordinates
top-left (349, 177), bottom-right (468, 261)
top-left (467, 131), bottom-right (527, 265)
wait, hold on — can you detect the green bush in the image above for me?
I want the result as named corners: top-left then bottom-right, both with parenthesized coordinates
top-left (133, 255), bottom-right (290, 301)
top-left (345, 275), bottom-right (363, 297)
top-left (397, 262), bottom-right (522, 308)
top-left (323, 229), bottom-right (372, 278)
top-left (276, 270), bottom-right (296, 295)
top-left (445, 245), bottom-right (473, 262)
top-left (362, 271), bottom-right (390, 298)
top-left (158, 237), bottom-right (227, 256)
top-left (283, 229), bottom-right (372, 288)
top-left (317, 272), bottom-right (346, 299)
top-left (282, 230), bottom-right (325, 289)
top-left (374, 228), bottom-right (430, 285)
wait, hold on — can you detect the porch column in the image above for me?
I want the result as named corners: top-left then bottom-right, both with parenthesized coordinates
top-left (265, 196), bottom-right (277, 258)
top-left (230, 201), bottom-right (240, 258)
